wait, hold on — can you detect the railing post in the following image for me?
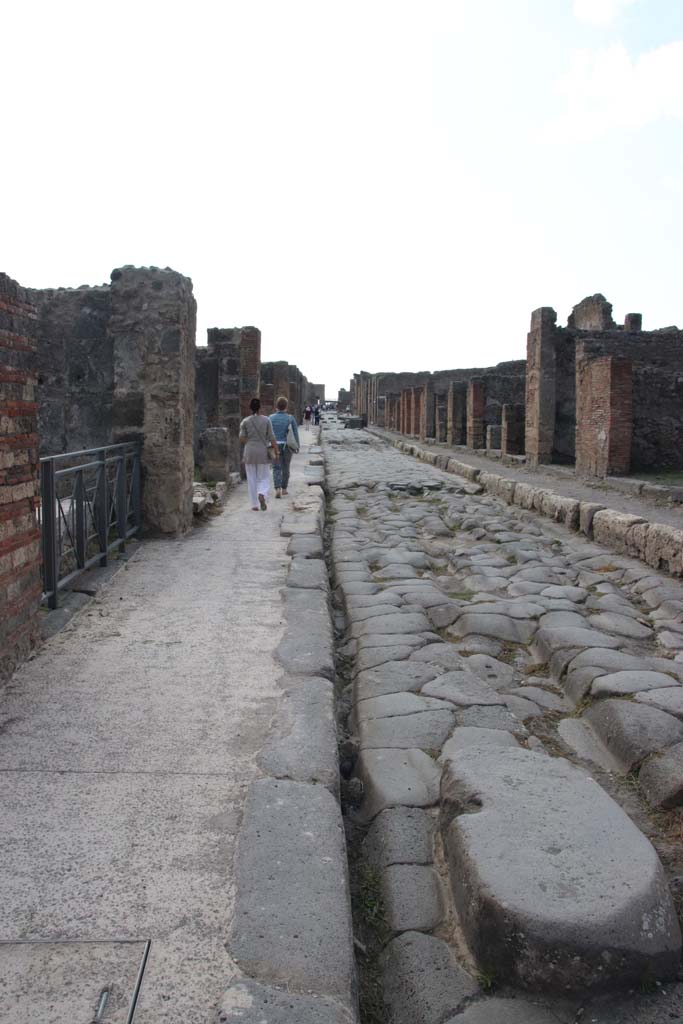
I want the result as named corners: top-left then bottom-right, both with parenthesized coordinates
top-left (132, 443), bottom-right (142, 532)
top-left (75, 469), bottom-right (86, 569)
top-left (40, 459), bottom-right (59, 609)
top-left (116, 453), bottom-right (127, 552)
top-left (95, 448), bottom-right (108, 567)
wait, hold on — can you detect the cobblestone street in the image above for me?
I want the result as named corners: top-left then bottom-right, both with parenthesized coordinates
top-left (325, 421), bottom-right (683, 1023)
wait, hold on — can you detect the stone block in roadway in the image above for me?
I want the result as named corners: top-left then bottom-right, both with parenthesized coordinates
top-left (230, 778), bottom-right (356, 1007)
top-left (355, 748), bottom-right (441, 822)
top-left (381, 931), bottom-right (478, 1024)
top-left (218, 978), bottom-right (356, 1024)
top-left (441, 745), bottom-right (681, 991)
top-left (585, 700), bottom-right (683, 771)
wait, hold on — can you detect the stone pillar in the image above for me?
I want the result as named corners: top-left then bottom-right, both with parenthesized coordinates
top-left (435, 395), bottom-right (447, 442)
top-left (486, 424), bottom-right (502, 450)
top-left (272, 361), bottom-right (290, 405)
top-left (447, 381), bottom-right (467, 445)
top-left (110, 266), bottom-right (196, 535)
top-left (501, 403), bottom-right (525, 456)
top-left (466, 378), bottom-right (485, 449)
top-left (210, 328), bottom-right (242, 476)
top-left (525, 307), bottom-right (558, 466)
top-left (260, 361), bottom-right (275, 414)
top-left (576, 352), bottom-right (633, 477)
top-left (239, 326), bottom-right (261, 419)
top-left (0, 274), bottom-right (41, 681)
top-left (624, 313), bottom-right (642, 332)
top-left (420, 381), bottom-right (436, 440)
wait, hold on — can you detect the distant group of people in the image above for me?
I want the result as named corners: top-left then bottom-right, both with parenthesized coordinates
top-left (238, 395), bottom-right (305, 511)
top-left (303, 402), bottom-right (321, 429)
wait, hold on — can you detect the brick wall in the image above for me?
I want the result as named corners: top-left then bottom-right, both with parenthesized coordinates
top-left (0, 274), bottom-right (42, 681)
top-left (576, 353), bottom-right (633, 477)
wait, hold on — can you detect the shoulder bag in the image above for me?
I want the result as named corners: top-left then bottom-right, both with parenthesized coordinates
top-left (286, 416), bottom-right (300, 453)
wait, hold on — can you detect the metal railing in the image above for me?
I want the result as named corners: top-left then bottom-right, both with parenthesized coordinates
top-left (39, 442), bottom-right (142, 608)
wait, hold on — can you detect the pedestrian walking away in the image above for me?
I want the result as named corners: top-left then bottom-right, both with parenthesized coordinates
top-left (269, 395), bottom-right (300, 498)
top-left (304, 404), bottom-right (312, 430)
top-left (313, 403), bottom-right (321, 426)
top-left (239, 397), bottom-right (279, 510)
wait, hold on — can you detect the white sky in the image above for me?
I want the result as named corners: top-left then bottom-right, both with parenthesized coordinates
top-left (2, 0), bottom-right (682, 395)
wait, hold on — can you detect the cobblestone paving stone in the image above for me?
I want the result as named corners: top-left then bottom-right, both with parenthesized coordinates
top-left (324, 420), bottom-right (683, 1023)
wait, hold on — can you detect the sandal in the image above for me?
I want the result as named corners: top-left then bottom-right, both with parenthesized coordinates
top-left (258, 494), bottom-right (267, 511)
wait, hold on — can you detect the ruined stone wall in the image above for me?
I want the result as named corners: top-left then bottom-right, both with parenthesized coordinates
top-left (577, 332), bottom-right (683, 472)
top-left (110, 267), bottom-right (196, 534)
top-left (29, 286), bottom-right (113, 457)
top-left (576, 352), bottom-right (633, 477)
top-left (553, 331), bottom-right (576, 464)
top-left (0, 274), bottom-right (41, 681)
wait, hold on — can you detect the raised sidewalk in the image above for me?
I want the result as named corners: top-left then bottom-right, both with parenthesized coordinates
top-left (0, 433), bottom-right (356, 1024)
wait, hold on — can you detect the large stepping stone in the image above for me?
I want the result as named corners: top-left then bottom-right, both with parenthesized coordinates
top-left (585, 700), bottom-right (683, 771)
top-left (355, 749), bottom-right (441, 822)
top-left (381, 931), bottom-right (478, 1024)
top-left (441, 746), bottom-right (681, 991)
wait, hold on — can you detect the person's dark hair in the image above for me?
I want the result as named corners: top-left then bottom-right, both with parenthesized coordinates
top-left (249, 397), bottom-right (261, 413)
top-left (276, 396), bottom-right (288, 411)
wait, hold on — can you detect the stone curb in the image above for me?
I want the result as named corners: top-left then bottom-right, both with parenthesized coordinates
top-left (375, 430), bottom-right (683, 579)
top-left (225, 444), bottom-right (359, 1022)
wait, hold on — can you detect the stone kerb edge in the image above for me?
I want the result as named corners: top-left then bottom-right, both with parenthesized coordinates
top-left (225, 452), bottom-right (359, 1022)
top-left (380, 430), bottom-right (683, 579)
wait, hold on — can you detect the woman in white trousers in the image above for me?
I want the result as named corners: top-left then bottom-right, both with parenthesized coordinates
top-left (239, 397), bottom-right (279, 510)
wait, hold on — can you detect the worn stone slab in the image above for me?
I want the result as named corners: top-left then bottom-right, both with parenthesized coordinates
top-left (589, 612), bottom-right (652, 639)
top-left (354, 661), bottom-right (441, 700)
top-left (358, 709), bottom-right (455, 750)
top-left (439, 727), bottom-right (518, 763)
top-left (639, 741), bottom-right (683, 808)
top-left (422, 671), bottom-right (504, 707)
top-left (463, 653), bottom-right (517, 690)
top-left (532, 627), bottom-right (621, 662)
top-left (585, 700), bottom-right (683, 772)
top-left (288, 557), bottom-right (329, 591)
top-left (451, 612), bottom-right (537, 644)
top-left (458, 705), bottom-right (527, 734)
top-left (381, 931), bottom-right (478, 1024)
top-left (351, 611), bottom-right (431, 639)
top-left (354, 691), bottom-right (449, 725)
top-left (446, 997), bottom-right (566, 1023)
top-left (364, 806), bottom-right (434, 869)
top-left (355, 749), bottom-right (441, 822)
top-left (509, 686), bottom-right (569, 712)
top-left (382, 864), bottom-right (445, 934)
top-left (410, 645), bottom-right (468, 670)
top-left (276, 588), bottom-right (334, 680)
top-left (258, 676), bottom-right (338, 793)
top-left (635, 687), bottom-right (683, 718)
top-left (504, 694), bottom-right (544, 720)
top-left (217, 979), bottom-right (356, 1024)
top-left (230, 779), bottom-right (356, 1006)
top-left (287, 534), bottom-right (324, 559)
top-left (441, 746), bottom-right (681, 991)
top-left (280, 513), bottom-right (321, 537)
top-left (592, 671), bottom-right (679, 698)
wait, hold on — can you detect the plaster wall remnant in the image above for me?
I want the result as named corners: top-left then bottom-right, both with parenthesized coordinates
top-left (0, 274), bottom-right (42, 681)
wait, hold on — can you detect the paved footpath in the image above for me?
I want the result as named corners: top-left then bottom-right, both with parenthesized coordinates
top-left (0, 433), bottom-right (355, 1024)
top-left (325, 421), bottom-right (683, 1023)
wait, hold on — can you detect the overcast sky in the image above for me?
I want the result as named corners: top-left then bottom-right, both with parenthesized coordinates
top-left (3, 0), bottom-right (682, 394)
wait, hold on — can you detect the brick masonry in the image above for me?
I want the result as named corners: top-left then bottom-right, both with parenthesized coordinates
top-left (576, 353), bottom-right (633, 477)
top-left (0, 274), bottom-right (42, 681)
